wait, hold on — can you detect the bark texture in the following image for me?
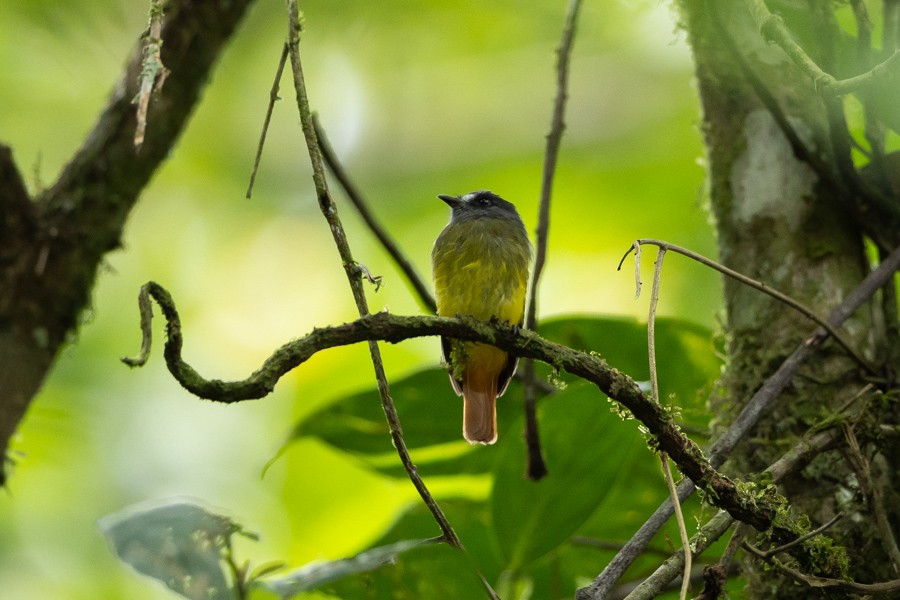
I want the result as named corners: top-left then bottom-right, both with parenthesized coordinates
top-left (680, 1), bottom-right (900, 596)
top-left (0, 0), bottom-right (256, 484)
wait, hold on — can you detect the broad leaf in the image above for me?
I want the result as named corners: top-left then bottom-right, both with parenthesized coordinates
top-left (537, 316), bottom-right (720, 429)
top-left (100, 502), bottom-right (246, 600)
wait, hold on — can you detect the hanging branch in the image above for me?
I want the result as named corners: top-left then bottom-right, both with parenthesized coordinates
top-left (283, 0), bottom-right (468, 565)
top-left (246, 42), bottom-right (289, 199)
top-left (522, 0), bottom-right (583, 481)
top-left (642, 248), bottom-right (691, 600)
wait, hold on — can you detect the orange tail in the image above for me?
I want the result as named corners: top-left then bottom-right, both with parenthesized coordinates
top-left (462, 362), bottom-right (499, 445)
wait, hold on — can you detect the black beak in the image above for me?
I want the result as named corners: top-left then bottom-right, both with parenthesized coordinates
top-left (438, 194), bottom-right (462, 208)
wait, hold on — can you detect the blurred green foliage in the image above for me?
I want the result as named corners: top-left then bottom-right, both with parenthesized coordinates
top-left (0, 0), bottom-right (724, 598)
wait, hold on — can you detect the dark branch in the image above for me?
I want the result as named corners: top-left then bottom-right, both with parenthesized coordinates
top-left (124, 280), bottom-right (863, 573)
top-left (522, 0), bottom-right (583, 482)
top-left (246, 43), bottom-right (289, 199)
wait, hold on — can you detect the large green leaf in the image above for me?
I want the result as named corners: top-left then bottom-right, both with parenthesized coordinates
top-left (491, 383), bottom-right (643, 570)
top-left (100, 502), bottom-right (249, 600)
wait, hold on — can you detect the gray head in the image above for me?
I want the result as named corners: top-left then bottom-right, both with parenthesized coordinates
top-left (438, 190), bottom-right (523, 224)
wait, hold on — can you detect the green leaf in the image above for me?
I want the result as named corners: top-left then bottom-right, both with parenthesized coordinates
top-left (491, 383), bottom-right (643, 569)
top-left (99, 502), bottom-right (243, 600)
top-left (259, 538), bottom-right (439, 599)
top-left (281, 368), bottom-right (519, 477)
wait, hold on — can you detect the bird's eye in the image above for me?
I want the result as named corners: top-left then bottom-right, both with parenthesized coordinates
top-left (478, 197), bottom-right (491, 207)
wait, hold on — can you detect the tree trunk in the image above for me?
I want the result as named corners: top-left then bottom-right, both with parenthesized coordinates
top-left (0, 0), bottom-right (256, 485)
top-left (679, 0), bottom-right (900, 596)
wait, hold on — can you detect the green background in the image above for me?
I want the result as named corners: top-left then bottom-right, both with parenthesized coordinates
top-left (0, 0), bottom-right (725, 597)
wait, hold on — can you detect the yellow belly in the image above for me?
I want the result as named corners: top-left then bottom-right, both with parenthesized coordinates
top-left (432, 218), bottom-right (530, 325)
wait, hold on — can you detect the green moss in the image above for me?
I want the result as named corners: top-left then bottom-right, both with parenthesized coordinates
top-left (802, 536), bottom-right (849, 578)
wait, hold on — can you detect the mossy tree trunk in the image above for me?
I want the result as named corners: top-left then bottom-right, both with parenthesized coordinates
top-left (679, 0), bottom-right (900, 596)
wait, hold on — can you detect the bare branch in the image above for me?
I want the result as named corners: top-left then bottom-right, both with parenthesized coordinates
top-left (743, 542), bottom-right (900, 594)
top-left (618, 416), bottom-right (848, 599)
top-left (522, 0), bottom-right (583, 482)
top-left (283, 0), bottom-right (470, 572)
top-left (246, 43), bottom-right (288, 199)
top-left (620, 239), bottom-right (875, 373)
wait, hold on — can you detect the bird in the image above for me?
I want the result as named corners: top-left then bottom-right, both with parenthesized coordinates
top-left (431, 190), bottom-right (532, 444)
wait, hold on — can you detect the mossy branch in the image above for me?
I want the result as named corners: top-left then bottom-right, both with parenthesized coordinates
top-left (124, 280), bottom-right (837, 568)
top-left (744, 0), bottom-right (900, 96)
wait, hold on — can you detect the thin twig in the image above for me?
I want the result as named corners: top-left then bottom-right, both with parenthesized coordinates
top-left (134, 0), bottom-right (168, 149)
top-left (246, 43), bottom-right (289, 199)
top-left (284, 0), bottom-right (470, 580)
top-left (646, 248), bottom-right (664, 404)
top-left (312, 116), bottom-right (436, 313)
top-left (645, 247), bottom-right (691, 600)
top-left (661, 454), bottom-right (691, 600)
top-left (619, 239), bottom-right (875, 373)
top-left (526, 0), bottom-right (581, 331)
top-left (622, 511), bottom-right (733, 600)
top-left (842, 424), bottom-right (900, 569)
top-left (743, 542), bottom-right (900, 593)
top-left (521, 0), bottom-right (582, 482)
top-left (758, 513), bottom-right (844, 559)
top-left (578, 244), bottom-right (900, 599)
